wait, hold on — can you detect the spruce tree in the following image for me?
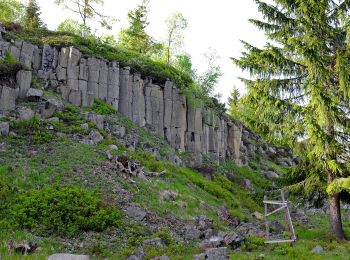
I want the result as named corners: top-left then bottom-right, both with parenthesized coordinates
top-left (24, 0), bottom-right (45, 29)
top-left (233, 0), bottom-right (350, 240)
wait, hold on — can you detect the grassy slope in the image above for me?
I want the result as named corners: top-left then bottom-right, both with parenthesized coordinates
top-left (0, 97), bottom-right (349, 259)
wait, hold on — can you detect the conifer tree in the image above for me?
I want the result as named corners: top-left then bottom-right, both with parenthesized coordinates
top-left (24, 0), bottom-right (45, 29)
top-left (118, 0), bottom-right (160, 55)
top-left (233, 0), bottom-right (350, 240)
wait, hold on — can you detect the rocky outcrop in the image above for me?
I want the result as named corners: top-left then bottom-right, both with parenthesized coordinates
top-left (0, 38), bottom-right (297, 167)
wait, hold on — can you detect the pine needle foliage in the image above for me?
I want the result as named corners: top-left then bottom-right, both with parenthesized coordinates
top-left (233, 0), bottom-right (350, 239)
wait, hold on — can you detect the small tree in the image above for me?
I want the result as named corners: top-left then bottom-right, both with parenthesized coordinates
top-left (165, 12), bottom-right (188, 64)
top-left (24, 0), bottom-right (45, 29)
top-left (55, 0), bottom-right (114, 30)
top-left (233, 0), bottom-right (350, 240)
top-left (57, 18), bottom-right (91, 36)
top-left (228, 86), bottom-right (241, 117)
top-left (118, 0), bottom-right (159, 55)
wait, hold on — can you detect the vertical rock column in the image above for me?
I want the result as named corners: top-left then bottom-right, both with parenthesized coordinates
top-left (87, 57), bottom-right (100, 106)
top-left (227, 121), bottom-right (244, 166)
top-left (131, 73), bottom-right (146, 127)
top-left (67, 47), bottom-right (82, 106)
top-left (186, 102), bottom-right (204, 164)
top-left (79, 58), bottom-right (91, 106)
top-left (107, 61), bottom-right (119, 110)
top-left (119, 67), bottom-right (132, 118)
top-left (145, 79), bottom-right (164, 137)
top-left (164, 80), bottom-right (173, 143)
top-left (98, 60), bottom-right (108, 101)
top-left (171, 87), bottom-right (187, 151)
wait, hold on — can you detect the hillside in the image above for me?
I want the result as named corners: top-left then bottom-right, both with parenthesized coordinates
top-left (1, 27), bottom-right (350, 260)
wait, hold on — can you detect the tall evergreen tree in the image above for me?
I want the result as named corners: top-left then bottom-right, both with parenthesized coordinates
top-left (24, 0), bottom-right (45, 29)
top-left (233, 0), bottom-right (350, 240)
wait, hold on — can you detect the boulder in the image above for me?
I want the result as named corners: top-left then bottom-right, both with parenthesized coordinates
top-left (39, 97), bottom-right (63, 119)
top-left (143, 238), bottom-right (165, 247)
top-left (0, 122), bottom-right (9, 136)
top-left (194, 247), bottom-right (228, 260)
top-left (48, 254), bottom-right (90, 260)
top-left (0, 86), bottom-right (16, 111)
top-left (223, 233), bottom-right (245, 249)
top-left (311, 245), bottom-right (323, 254)
top-left (26, 88), bottom-right (43, 101)
top-left (184, 225), bottom-right (201, 240)
top-left (125, 203), bottom-right (147, 221)
top-left (200, 236), bottom-right (224, 250)
top-left (89, 130), bottom-right (104, 144)
top-left (17, 107), bottom-right (35, 120)
top-left (151, 257), bottom-right (170, 260)
top-left (264, 170), bottom-right (279, 179)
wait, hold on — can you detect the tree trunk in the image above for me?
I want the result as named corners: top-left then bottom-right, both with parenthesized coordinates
top-left (329, 193), bottom-right (345, 240)
top-left (328, 175), bottom-right (345, 240)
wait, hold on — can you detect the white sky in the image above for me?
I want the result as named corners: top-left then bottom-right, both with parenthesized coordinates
top-left (24, 0), bottom-right (269, 104)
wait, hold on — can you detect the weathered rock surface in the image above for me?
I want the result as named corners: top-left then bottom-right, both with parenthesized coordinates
top-left (48, 254), bottom-right (90, 260)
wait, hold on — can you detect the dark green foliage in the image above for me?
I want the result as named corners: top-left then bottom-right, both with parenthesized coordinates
top-left (10, 117), bottom-right (56, 144)
top-left (0, 51), bottom-right (23, 76)
top-left (23, 0), bottom-right (45, 29)
top-left (90, 99), bottom-right (115, 115)
top-left (233, 0), bottom-right (350, 239)
top-left (11, 185), bottom-right (123, 236)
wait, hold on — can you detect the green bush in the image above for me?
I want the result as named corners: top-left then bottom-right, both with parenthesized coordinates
top-left (10, 117), bottom-right (56, 144)
top-left (0, 51), bottom-right (23, 76)
top-left (11, 185), bottom-right (123, 236)
top-left (90, 99), bottom-right (115, 115)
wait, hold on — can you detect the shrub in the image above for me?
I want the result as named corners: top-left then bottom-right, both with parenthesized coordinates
top-left (90, 99), bottom-right (115, 115)
top-left (0, 51), bottom-right (23, 76)
top-left (10, 117), bottom-right (56, 144)
top-left (11, 185), bottom-right (123, 236)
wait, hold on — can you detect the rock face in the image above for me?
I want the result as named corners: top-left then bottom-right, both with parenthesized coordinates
top-left (0, 38), bottom-right (297, 167)
top-left (48, 254), bottom-right (90, 260)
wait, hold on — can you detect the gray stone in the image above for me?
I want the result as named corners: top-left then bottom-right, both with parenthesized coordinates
top-left (194, 247), bottom-right (227, 260)
top-left (145, 80), bottom-right (164, 137)
top-left (107, 61), bottom-right (119, 110)
top-left (26, 88), bottom-right (43, 101)
top-left (125, 204), bottom-right (147, 221)
top-left (184, 225), bottom-right (201, 240)
top-left (79, 58), bottom-right (88, 81)
top-left (84, 113), bottom-right (104, 130)
top-left (88, 57), bottom-right (100, 98)
top-left (41, 44), bottom-right (58, 74)
top-left (16, 70), bottom-right (32, 98)
top-left (81, 123), bottom-right (89, 130)
top-left (143, 238), bottom-right (165, 247)
top-left (20, 42), bottom-right (35, 68)
top-left (0, 41), bottom-right (10, 59)
top-left (0, 122), bottom-right (9, 136)
top-left (264, 170), bottom-right (279, 179)
top-left (98, 61), bottom-right (108, 101)
top-left (131, 73), bottom-right (145, 127)
top-left (58, 47), bottom-right (69, 68)
top-left (152, 257), bottom-right (170, 260)
top-left (48, 254), bottom-right (90, 260)
top-left (109, 144), bottom-right (118, 150)
top-left (89, 130), bottom-right (104, 144)
top-left (32, 46), bottom-right (41, 70)
top-left (39, 97), bottom-right (63, 119)
top-left (56, 66), bottom-right (67, 82)
top-left (68, 90), bottom-right (81, 106)
top-left (119, 67), bottom-right (132, 117)
top-left (311, 245), bottom-right (323, 254)
top-left (18, 107), bottom-right (35, 120)
top-left (0, 86), bottom-right (16, 112)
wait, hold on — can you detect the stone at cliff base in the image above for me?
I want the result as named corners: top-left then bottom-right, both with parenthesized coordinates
top-left (0, 86), bottom-right (16, 111)
top-left (89, 130), bottom-right (104, 144)
top-left (47, 254), bottom-right (90, 260)
top-left (143, 238), bottom-right (165, 247)
top-left (264, 170), bottom-right (279, 179)
top-left (194, 247), bottom-right (228, 260)
top-left (0, 122), bottom-right (9, 136)
top-left (311, 245), bottom-right (324, 254)
top-left (125, 204), bottom-right (147, 221)
top-left (18, 107), bottom-right (35, 120)
top-left (40, 98), bottom-right (63, 119)
top-left (26, 88), bottom-right (43, 101)
top-left (16, 70), bottom-right (32, 98)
